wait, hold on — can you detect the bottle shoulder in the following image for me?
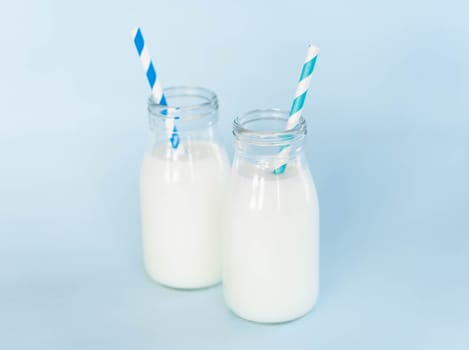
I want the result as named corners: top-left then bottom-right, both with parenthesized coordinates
top-left (227, 163), bottom-right (318, 213)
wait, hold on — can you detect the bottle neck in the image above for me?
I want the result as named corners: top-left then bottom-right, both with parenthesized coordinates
top-left (234, 139), bottom-right (305, 162)
top-left (149, 112), bottom-right (219, 133)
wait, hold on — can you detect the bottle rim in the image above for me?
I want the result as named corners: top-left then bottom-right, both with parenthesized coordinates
top-left (147, 86), bottom-right (218, 121)
top-left (233, 109), bottom-right (307, 146)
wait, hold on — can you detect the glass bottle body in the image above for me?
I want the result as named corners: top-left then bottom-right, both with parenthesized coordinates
top-left (140, 87), bottom-right (229, 289)
top-left (223, 109), bottom-right (319, 322)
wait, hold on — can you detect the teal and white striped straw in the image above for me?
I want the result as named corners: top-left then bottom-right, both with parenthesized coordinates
top-left (273, 45), bottom-right (319, 175)
top-left (131, 27), bottom-right (180, 149)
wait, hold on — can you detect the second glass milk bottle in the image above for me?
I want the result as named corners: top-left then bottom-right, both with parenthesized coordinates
top-left (223, 109), bottom-right (319, 323)
top-left (140, 86), bottom-right (229, 289)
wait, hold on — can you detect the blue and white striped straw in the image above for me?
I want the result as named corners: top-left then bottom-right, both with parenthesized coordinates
top-left (274, 45), bottom-right (319, 175)
top-left (131, 27), bottom-right (179, 149)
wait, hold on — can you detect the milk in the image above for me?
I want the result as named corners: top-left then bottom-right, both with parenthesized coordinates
top-left (223, 163), bottom-right (319, 323)
top-left (141, 141), bottom-right (229, 289)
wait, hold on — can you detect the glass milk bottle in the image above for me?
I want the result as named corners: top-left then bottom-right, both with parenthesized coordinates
top-left (223, 109), bottom-right (319, 323)
top-left (140, 86), bottom-right (229, 289)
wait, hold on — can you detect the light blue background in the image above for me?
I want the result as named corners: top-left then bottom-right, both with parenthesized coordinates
top-left (1, 0), bottom-right (468, 349)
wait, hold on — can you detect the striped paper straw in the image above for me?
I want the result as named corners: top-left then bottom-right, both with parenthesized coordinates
top-left (273, 45), bottom-right (319, 175)
top-left (131, 27), bottom-right (180, 149)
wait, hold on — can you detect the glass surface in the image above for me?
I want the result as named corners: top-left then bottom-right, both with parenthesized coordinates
top-left (141, 86), bottom-right (229, 289)
top-left (223, 109), bottom-right (320, 323)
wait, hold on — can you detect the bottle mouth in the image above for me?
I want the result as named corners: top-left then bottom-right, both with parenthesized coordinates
top-left (233, 109), bottom-right (307, 147)
top-left (148, 86), bottom-right (218, 120)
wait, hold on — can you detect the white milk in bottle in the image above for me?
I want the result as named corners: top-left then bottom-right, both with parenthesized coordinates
top-left (223, 109), bottom-right (319, 323)
top-left (140, 87), bottom-right (229, 289)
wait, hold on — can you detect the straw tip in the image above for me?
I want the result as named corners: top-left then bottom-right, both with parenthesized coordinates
top-left (308, 44), bottom-right (320, 54)
top-left (130, 27), bottom-right (140, 37)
